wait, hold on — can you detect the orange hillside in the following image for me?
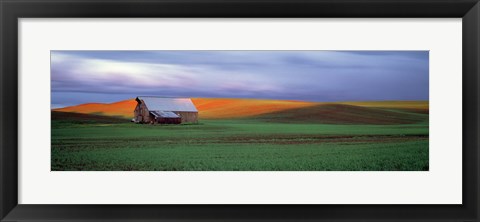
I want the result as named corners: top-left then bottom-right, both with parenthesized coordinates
top-left (191, 98), bottom-right (315, 119)
top-left (53, 98), bottom-right (317, 119)
top-left (54, 99), bottom-right (138, 118)
top-left (53, 98), bottom-right (429, 119)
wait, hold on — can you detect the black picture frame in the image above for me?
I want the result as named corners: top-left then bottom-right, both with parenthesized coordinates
top-left (1, 0), bottom-right (479, 221)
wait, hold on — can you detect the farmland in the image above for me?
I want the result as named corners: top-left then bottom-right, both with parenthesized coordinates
top-left (51, 99), bottom-right (429, 171)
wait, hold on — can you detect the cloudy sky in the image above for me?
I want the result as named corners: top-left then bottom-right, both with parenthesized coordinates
top-left (51, 50), bottom-right (429, 108)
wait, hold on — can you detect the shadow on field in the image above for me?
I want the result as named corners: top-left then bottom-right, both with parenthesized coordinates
top-left (52, 111), bottom-right (128, 124)
top-left (250, 104), bottom-right (428, 125)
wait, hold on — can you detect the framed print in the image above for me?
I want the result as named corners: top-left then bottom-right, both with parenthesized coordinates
top-left (1, 0), bottom-right (479, 221)
top-left (49, 49), bottom-right (430, 172)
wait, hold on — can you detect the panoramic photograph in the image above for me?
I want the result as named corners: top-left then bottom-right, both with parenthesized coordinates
top-left (51, 50), bottom-right (429, 171)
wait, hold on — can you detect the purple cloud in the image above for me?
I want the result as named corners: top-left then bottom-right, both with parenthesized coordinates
top-left (51, 50), bottom-right (429, 108)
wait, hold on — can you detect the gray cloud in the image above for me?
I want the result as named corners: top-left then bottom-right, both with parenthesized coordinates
top-left (51, 50), bottom-right (429, 107)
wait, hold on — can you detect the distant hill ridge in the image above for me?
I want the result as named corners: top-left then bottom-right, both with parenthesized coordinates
top-left (53, 98), bottom-right (428, 124)
top-left (252, 104), bottom-right (427, 125)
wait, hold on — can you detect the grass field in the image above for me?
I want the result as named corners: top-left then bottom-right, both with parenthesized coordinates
top-left (51, 100), bottom-right (429, 171)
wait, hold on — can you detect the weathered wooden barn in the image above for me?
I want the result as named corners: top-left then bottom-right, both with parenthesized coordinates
top-left (134, 97), bottom-right (198, 124)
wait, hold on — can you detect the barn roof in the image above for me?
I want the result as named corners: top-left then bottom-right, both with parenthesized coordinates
top-left (150, 111), bottom-right (180, 118)
top-left (136, 97), bottom-right (198, 112)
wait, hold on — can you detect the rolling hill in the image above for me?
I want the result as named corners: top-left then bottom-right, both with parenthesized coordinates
top-left (192, 98), bottom-right (315, 119)
top-left (252, 104), bottom-right (427, 124)
top-left (53, 98), bottom-right (428, 124)
top-left (53, 98), bottom-right (317, 119)
top-left (54, 99), bottom-right (138, 118)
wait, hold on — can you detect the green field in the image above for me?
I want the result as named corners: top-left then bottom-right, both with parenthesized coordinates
top-left (51, 111), bottom-right (429, 171)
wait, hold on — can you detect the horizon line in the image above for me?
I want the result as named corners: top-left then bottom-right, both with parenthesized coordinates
top-left (51, 97), bottom-right (429, 109)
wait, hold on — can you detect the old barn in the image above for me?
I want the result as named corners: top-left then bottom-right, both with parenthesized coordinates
top-left (134, 97), bottom-right (198, 124)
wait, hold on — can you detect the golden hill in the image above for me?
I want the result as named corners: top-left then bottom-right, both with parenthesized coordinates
top-left (54, 98), bottom-right (317, 119)
top-left (53, 98), bottom-right (428, 121)
top-left (192, 98), bottom-right (315, 119)
top-left (54, 99), bottom-right (138, 118)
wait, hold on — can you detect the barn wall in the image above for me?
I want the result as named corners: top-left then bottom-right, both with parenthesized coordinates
top-left (175, 111), bottom-right (198, 123)
top-left (134, 101), bottom-right (152, 123)
top-left (157, 117), bottom-right (181, 124)
top-left (142, 102), bottom-right (151, 123)
top-left (133, 103), bottom-right (140, 122)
